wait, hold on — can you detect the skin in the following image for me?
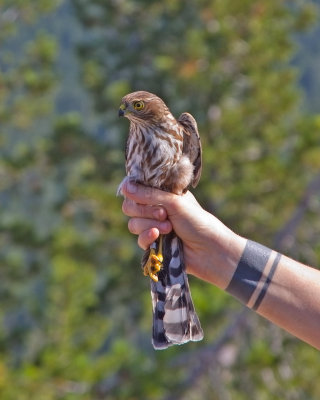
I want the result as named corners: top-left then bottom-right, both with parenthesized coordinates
top-left (121, 181), bottom-right (320, 350)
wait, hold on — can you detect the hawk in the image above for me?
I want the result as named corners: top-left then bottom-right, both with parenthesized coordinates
top-left (118, 91), bottom-right (204, 349)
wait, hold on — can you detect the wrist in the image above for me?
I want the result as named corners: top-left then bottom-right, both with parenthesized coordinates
top-left (209, 231), bottom-right (247, 289)
top-left (190, 216), bottom-right (246, 289)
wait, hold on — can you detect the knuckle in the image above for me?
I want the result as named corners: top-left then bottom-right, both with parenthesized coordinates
top-left (153, 206), bottom-right (166, 221)
top-left (171, 194), bottom-right (183, 213)
top-left (144, 185), bottom-right (154, 200)
top-left (122, 198), bottom-right (145, 218)
top-left (127, 218), bottom-right (137, 234)
top-left (122, 199), bottom-right (129, 215)
top-left (137, 235), bottom-right (148, 250)
top-left (136, 204), bottom-right (144, 218)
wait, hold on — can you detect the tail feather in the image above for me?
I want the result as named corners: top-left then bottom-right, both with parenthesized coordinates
top-left (149, 231), bottom-right (203, 350)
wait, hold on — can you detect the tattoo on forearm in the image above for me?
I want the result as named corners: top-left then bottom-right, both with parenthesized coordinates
top-left (251, 252), bottom-right (281, 310)
top-left (226, 240), bottom-right (281, 310)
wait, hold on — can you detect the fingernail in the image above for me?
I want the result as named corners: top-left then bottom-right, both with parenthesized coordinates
top-left (127, 182), bottom-right (137, 194)
top-left (159, 221), bottom-right (170, 231)
top-left (148, 228), bottom-right (158, 239)
top-left (153, 208), bottom-right (163, 220)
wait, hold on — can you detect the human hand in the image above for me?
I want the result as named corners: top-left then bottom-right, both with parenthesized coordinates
top-left (121, 182), bottom-right (245, 287)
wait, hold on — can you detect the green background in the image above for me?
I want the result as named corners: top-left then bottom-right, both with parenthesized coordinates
top-left (1, 0), bottom-right (320, 398)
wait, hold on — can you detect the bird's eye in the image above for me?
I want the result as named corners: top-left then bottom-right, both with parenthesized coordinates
top-left (133, 101), bottom-right (144, 111)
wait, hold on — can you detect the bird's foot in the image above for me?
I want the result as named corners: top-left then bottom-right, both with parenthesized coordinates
top-left (143, 249), bottom-right (163, 282)
top-left (143, 236), bottom-right (163, 282)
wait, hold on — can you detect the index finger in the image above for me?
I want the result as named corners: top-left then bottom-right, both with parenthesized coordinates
top-left (122, 182), bottom-right (178, 209)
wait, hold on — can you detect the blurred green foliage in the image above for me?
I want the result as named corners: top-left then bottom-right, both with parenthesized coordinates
top-left (1, 0), bottom-right (320, 399)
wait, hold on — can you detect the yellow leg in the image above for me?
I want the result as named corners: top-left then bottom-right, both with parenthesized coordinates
top-left (143, 235), bottom-right (164, 282)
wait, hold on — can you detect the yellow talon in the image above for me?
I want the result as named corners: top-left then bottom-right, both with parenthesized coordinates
top-left (143, 236), bottom-right (164, 282)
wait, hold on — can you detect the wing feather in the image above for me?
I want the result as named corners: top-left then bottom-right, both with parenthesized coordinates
top-left (178, 112), bottom-right (202, 188)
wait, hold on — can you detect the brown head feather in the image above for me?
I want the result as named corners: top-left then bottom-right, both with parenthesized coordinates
top-left (120, 91), bottom-right (170, 123)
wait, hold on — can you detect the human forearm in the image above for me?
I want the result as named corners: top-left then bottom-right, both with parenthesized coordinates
top-left (255, 253), bottom-right (320, 349)
top-left (184, 218), bottom-right (247, 289)
top-left (208, 235), bottom-right (320, 350)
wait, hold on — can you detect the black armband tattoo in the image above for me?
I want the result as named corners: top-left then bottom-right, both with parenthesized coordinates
top-left (226, 240), bottom-right (281, 310)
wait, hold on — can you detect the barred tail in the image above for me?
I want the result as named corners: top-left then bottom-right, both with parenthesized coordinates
top-left (149, 231), bottom-right (204, 350)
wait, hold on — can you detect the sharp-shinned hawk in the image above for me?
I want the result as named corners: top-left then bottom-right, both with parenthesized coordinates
top-left (118, 91), bottom-right (204, 349)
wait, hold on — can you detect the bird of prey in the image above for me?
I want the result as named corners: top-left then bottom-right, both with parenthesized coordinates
top-left (118, 91), bottom-right (203, 349)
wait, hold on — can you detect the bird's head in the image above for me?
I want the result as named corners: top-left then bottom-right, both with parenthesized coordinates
top-left (118, 91), bottom-right (170, 124)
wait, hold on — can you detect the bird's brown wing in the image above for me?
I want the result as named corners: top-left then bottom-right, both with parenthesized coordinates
top-left (124, 129), bottom-right (132, 161)
top-left (178, 112), bottom-right (202, 188)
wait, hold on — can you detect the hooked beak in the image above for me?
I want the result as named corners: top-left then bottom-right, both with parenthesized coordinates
top-left (118, 103), bottom-right (126, 117)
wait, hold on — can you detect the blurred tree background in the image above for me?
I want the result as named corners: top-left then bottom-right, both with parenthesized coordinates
top-left (1, 0), bottom-right (320, 399)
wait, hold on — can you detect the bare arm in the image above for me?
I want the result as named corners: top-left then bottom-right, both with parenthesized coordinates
top-left (121, 182), bottom-right (320, 350)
